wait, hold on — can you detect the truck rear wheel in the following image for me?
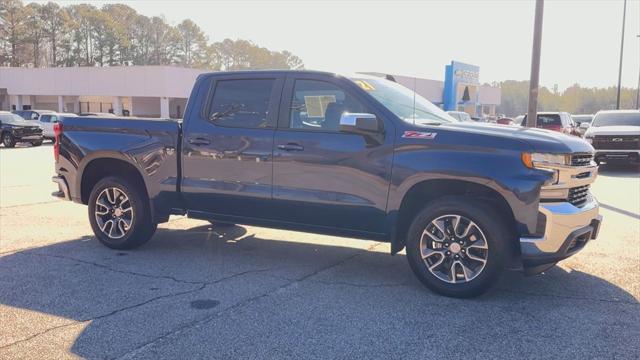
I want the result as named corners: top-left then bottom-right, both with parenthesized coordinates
top-left (405, 197), bottom-right (508, 298)
top-left (88, 176), bottom-right (157, 249)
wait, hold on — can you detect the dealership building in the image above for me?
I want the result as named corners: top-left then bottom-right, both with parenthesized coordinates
top-left (0, 61), bottom-right (500, 118)
top-left (0, 66), bottom-right (205, 118)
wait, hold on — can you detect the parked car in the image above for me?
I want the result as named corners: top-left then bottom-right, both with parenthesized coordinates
top-left (39, 112), bottom-right (78, 140)
top-left (446, 111), bottom-right (472, 122)
top-left (496, 117), bottom-right (515, 126)
top-left (583, 110), bottom-right (640, 165)
top-left (572, 114), bottom-right (594, 136)
top-left (0, 111), bottom-right (44, 147)
top-left (520, 112), bottom-right (580, 135)
top-left (51, 70), bottom-right (601, 298)
top-left (13, 109), bottom-right (55, 121)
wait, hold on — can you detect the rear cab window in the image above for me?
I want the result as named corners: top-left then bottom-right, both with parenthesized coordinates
top-left (207, 79), bottom-right (276, 129)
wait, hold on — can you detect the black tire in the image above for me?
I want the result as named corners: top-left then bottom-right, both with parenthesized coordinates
top-left (88, 176), bottom-right (157, 249)
top-left (405, 197), bottom-right (509, 298)
top-left (208, 220), bottom-right (236, 228)
top-left (2, 132), bottom-right (16, 148)
top-left (31, 140), bottom-right (43, 146)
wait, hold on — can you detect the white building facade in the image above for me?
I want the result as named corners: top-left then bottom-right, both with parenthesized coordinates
top-left (0, 66), bottom-right (207, 118)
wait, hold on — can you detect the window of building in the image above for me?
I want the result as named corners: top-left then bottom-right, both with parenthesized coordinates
top-left (290, 80), bottom-right (367, 132)
top-left (208, 79), bottom-right (275, 128)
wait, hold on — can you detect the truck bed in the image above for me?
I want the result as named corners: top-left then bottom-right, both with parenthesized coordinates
top-left (57, 115), bottom-right (182, 220)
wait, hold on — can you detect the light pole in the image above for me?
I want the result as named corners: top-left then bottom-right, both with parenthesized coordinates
top-left (616, 0), bottom-right (627, 110)
top-left (526, 0), bottom-right (544, 128)
top-left (636, 34), bottom-right (639, 109)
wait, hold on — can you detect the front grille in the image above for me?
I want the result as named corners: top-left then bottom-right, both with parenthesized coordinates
top-left (571, 153), bottom-right (594, 166)
top-left (593, 135), bottom-right (640, 150)
top-left (568, 185), bottom-right (590, 207)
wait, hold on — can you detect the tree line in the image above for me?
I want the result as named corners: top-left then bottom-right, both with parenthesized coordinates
top-left (0, 0), bottom-right (304, 70)
top-left (496, 80), bottom-right (638, 116)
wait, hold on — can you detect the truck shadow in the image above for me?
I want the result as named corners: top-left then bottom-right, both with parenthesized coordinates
top-left (0, 223), bottom-right (637, 358)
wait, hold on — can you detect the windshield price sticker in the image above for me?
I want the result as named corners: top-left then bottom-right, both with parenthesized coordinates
top-left (354, 80), bottom-right (376, 91)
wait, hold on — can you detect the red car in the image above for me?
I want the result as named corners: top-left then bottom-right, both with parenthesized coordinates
top-left (496, 117), bottom-right (515, 125)
top-left (520, 112), bottom-right (580, 136)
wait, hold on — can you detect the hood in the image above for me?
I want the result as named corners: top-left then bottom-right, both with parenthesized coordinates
top-left (585, 125), bottom-right (640, 137)
top-left (437, 122), bottom-right (594, 154)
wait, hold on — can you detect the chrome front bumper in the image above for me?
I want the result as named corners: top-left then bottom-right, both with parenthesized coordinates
top-left (520, 196), bottom-right (602, 271)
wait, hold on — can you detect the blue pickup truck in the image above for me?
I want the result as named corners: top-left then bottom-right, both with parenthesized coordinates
top-left (52, 70), bottom-right (602, 297)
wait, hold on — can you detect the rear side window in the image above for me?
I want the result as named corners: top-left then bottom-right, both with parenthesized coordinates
top-left (208, 79), bottom-right (275, 128)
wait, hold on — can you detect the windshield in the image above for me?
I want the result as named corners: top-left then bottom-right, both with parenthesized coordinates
top-left (0, 113), bottom-right (32, 126)
top-left (592, 112), bottom-right (640, 127)
top-left (349, 77), bottom-right (456, 125)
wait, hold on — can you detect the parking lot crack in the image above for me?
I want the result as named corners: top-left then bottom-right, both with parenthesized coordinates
top-left (115, 242), bottom-right (383, 359)
top-left (24, 252), bottom-right (205, 285)
top-left (0, 264), bottom-right (285, 352)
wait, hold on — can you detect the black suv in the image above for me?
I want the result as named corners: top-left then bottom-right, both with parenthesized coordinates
top-left (0, 111), bottom-right (44, 147)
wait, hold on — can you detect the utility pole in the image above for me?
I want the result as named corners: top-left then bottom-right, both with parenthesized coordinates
top-left (616, 0), bottom-right (627, 109)
top-left (636, 34), bottom-right (639, 109)
top-left (526, 0), bottom-right (544, 128)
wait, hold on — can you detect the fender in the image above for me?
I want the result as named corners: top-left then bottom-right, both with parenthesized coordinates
top-left (385, 139), bottom-right (550, 254)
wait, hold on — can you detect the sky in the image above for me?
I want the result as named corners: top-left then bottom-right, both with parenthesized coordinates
top-left (47, 0), bottom-right (640, 90)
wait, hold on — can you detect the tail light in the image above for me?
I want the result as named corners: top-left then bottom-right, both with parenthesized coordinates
top-left (53, 122), bottom-right (62, 161)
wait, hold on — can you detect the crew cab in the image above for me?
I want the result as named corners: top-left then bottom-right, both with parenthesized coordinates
top-left (52, 71), bottom-right (602, 298)
top-left (0, 111), bottom-right (43, 147)
top-left (583, 110), bottom-right (640, 165)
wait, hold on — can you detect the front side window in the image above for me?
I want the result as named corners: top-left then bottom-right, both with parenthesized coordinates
top-left (208, 79), bottom-right (275, 128)
top-left (290, 80), bottom-right (367, 132)
top-left (40, 115), bottom-right (50, 123)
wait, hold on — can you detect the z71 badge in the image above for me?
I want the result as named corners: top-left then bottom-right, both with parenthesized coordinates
top-left (402, 131), bottom-right (437, 139)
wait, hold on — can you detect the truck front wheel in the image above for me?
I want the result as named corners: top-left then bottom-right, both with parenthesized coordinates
top-left (405, 197), bottom-right (508, 298)
top-left (88, 176), bottom-right (157, 249)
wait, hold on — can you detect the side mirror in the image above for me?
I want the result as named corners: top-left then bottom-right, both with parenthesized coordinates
top-left (580, 122), bottom-right (590, 130)
top-left (339, 113), bottom-right (381, 133)
top-left (339, 113), bottom-right (383, 146)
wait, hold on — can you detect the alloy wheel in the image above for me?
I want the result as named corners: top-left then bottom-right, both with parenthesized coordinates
top-left (94, 187), bottom-right (134, 239)
top-left (420, 214), bottom-right (489, 283)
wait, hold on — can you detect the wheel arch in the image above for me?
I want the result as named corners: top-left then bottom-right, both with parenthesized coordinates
top-left (79, 155), bottom-right (149, 207)
top-left (391, 178), bottom-right (518, 255)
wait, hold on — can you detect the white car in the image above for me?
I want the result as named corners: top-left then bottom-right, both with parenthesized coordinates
top-left (583, 110), bottom-right (640, 165)
top-left (38, 113), bottom-right (77, 140)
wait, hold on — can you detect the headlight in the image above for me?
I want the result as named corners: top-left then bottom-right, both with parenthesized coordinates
top-left (521, 152), bottom-right (570, 168)
top-left (584, 137), bottom-right (593, 144)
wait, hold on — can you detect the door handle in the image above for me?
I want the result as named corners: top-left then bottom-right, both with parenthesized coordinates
top-left (277, 143), bottom-right (304, 151)
top-left (188, 137), bottom-right (211, 146)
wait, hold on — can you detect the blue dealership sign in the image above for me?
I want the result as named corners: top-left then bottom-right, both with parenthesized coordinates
top-left (443, 61), bottom-right (480, 112)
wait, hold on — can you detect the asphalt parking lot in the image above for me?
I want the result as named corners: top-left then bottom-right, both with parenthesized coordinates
top-left (0, 143), bottom-right (639, 359)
